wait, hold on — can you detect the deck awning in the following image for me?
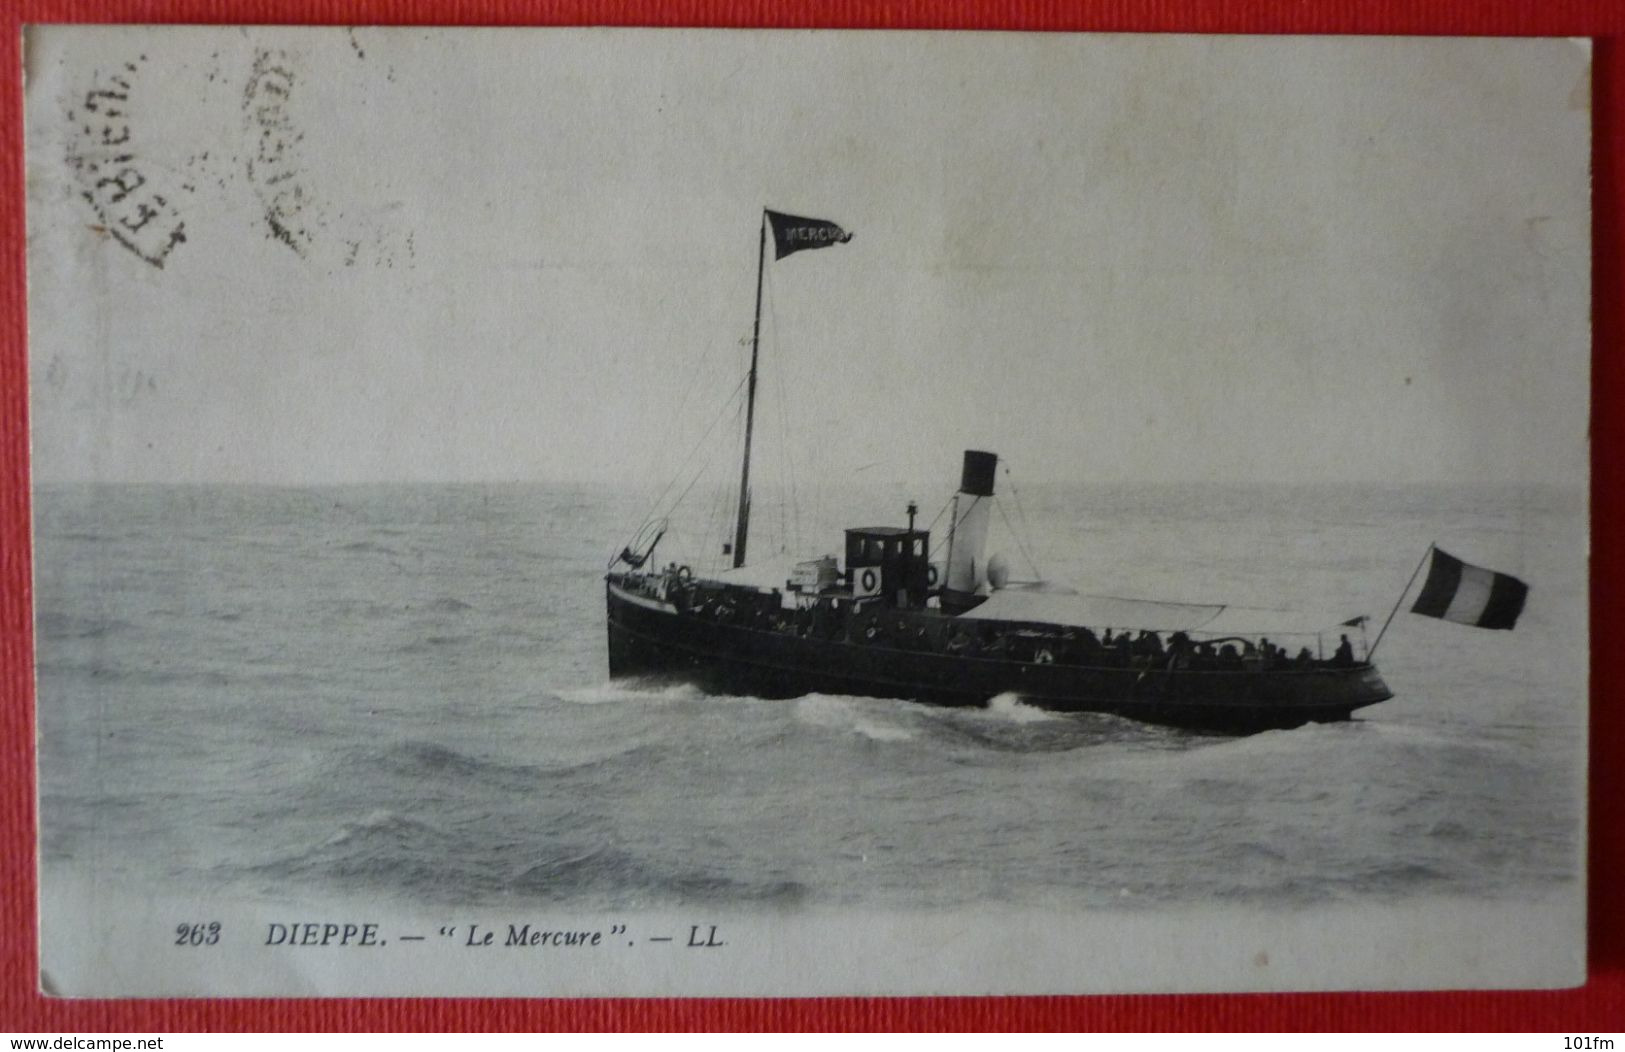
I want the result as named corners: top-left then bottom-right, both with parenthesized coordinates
top-left (965, 583), bottom-right (1360, 639)
top-left (710, 559), bottom-right (799, 591)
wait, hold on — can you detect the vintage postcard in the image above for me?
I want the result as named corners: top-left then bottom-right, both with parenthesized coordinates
top-left (25, 26), bottom-right (1589, 996)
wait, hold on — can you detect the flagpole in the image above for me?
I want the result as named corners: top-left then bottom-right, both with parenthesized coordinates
top-left (732, 210), bottom-right (767, 569)
top-left (1368, 543), bottom-right (1434, 661)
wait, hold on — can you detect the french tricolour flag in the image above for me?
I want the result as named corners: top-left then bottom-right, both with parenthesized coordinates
top-left (1410, 547), bottom-right (1529, 630)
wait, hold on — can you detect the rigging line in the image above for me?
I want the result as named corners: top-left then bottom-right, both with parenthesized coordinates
top-left (630, 375), bottom-right (744, 541)
top-left (663, 385), bottom-right (746, 567)
top-left (621, 373), bottom-right (751, 554)
top-left (925, 496), bottom-right (954, 559)
top-left (702, 453), bottom-right (728, 574)
top-left (929, 493), bottom-right (983, 562)
top-left (660, 334), bottom-right (726, 465)
top-left (774, 324), bottom-right (799, 553)
top-left (630, 329), bottom-right (729, 526)
top-left (667, 371), bottom-right (750, 516)
top-left (995, 497), bottom-right (1043, 581)
top-left (1003, 463), bottom-right (1043, 579)
top-left (669, 438), bottom-right (725, 534)
top-left (700, 444), bottom-right (728, 574)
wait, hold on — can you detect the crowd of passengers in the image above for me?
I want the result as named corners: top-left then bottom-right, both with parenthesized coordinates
top-left (656, 575), bottom-right (1362, 670)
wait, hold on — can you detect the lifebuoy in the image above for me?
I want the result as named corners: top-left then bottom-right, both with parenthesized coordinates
top-left (858, 567), bottom-right (879, 593)
top-left (926, 563), bottom-right (941, 588)
top-left (1035, 647), bottom-right (1055, 665)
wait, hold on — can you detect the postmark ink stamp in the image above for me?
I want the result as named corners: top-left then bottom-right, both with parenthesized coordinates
top-left (244, 48), bottom-right (314, 257)
top-left (64, 57), bottom-right (187, 268)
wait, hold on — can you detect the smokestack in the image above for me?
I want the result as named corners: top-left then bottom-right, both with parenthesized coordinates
top-left (945, 450), bottom-right (997, 597)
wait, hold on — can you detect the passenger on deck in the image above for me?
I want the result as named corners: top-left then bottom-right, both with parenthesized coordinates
top-left (1295, 646), bottom-right (1314, 667)
top-left (1332, 634), bottom-right (1356, 667)
top-left (1078, 630), bottom-right (1105, 664)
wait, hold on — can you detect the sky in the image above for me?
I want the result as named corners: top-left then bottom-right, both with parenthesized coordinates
top-left (25, 28), bottom-right (1591, 489)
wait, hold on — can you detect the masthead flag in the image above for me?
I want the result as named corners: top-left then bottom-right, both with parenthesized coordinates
top-left (766, 210), bottom-right (853, 260)
top-left (1410, 547), bottom-right (1529, 630)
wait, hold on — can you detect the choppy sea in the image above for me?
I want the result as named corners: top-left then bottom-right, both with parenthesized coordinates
top-left (34, 481), bottom-right (1586, 912)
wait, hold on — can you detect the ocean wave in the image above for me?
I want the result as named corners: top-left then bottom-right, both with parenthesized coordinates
top-left (1178, 776), bottom-right (1258, 805)
top-left (1229, 840), bottom-right (1289, 863)
top-left (923, 702), bottom-right (1173, 755)
top-left (230, 807), bottom-right (469, 892)
top-left (342, 739), bottom-right (544, 793)
top-left (1355, 860), bottom-right (1453, 893)
top-left (1423, 819), bottom-right (1474, 842)
top-left (36, 610), bottom-right (134, 640)
top-left (1208, 859), bottom-right (1456, 907)
top-left (318, 808), bottom-right (452, 850)
top-left (340, 735), bottom-right (681, 792)
top-left (52, 530), bottom-right (111, 543)
top-left (1357, 720), bottom-right (1515, 765)
top-left (792, 694), bottom-right (916, 742)
top-left (336, 540), bottom-right (399, 555)
top-left (507, 843), bottom-right (810, 906)
top-left (554, 680), bottom-right (706, 706)
top-left (1169, 721), bottom-right (1360, 764)
top-left (397, 633), bottom-right (474, 654)
top-left (980, 692), bottom-right (1059, 724)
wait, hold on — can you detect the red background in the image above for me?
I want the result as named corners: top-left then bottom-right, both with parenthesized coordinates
top-left (2, 0), bottom-right (1621, 1032)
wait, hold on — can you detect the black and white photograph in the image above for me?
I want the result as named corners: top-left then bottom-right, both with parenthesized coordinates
top-left (25, 26), bottom-right (1589, 995)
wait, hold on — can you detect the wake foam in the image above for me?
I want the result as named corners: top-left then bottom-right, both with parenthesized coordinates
top-left (980, 692), bottom-right (1060, 724)
top-left (793, 694), bottom-right (916, 742)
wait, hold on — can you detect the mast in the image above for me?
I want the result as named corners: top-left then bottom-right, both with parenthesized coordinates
top-left (732, 211), bottom-right (767, 569)
top-left (1368, 542), bottom-right (1434, 661)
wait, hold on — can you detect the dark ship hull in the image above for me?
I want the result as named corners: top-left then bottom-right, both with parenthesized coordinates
top-left (606, 578), bottom-right (1392, 734)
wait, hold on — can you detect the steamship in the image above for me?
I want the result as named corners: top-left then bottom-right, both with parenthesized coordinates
top-left (603, 210), bottom-right (1395, 733)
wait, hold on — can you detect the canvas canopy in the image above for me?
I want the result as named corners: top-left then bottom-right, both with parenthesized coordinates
top-left (711, 559), bottom-right (802, 592)
top-left (967, 582), bottom-right (1360, 639)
